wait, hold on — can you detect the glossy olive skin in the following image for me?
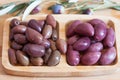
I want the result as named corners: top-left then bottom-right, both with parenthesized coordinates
top-left (42, 25), bottom-right (52, 39)
top-left (28, 19), bottom-right (42, 32)
top-left (103, 28), bottom-right (115, 47)
top-left (46, 14), bottom-right (56, 28)
top-left (47, 50), bottom-right (61, 66)
top-left (40, 39), bottom-right (50, 49)
top-left (52, 29), bottom-right (58, 41)
top-left (75, 22), bottom-right (94, 36)
top-left (11, 41), bottom-right (23, 50)
top-left (43, 48), bottom-right (52, 64)
top-left (16, 50), bottom-right (29, 66)
top-left (73, 37), bottom-right (91, 51)
top-left (66, 20), bottom-right (81, 37)
top-left (56, 39), bottom-right (67, 54)
top-left (14, 34), bottom-right (27, 45)
top-left (99, 47), bottom-right (116, 65)
top-left (94, 23), bottom-right (107, 41)
top-left (81, 51), bottom-right (101, 65)
top-left (87, 42), bottom-right (103, 52)
top-left (11, 25), bottom-right (27, 34)
top-left (26, 28), bottom-right (43, 44)
top-left (66, 46), bottom-right (80, 66)
top-left (23, 44), bottom-right (45, 57)
top-left (37, 20), bottom-right (45, 29)
top-left (30, 57), bottom-right (43, 66)
top-left (8, 48), bottom-right (17, 65)
top-left (67, 35), bottom-right (79, 45)
top-left (10, 19), bottom-right (20, 28)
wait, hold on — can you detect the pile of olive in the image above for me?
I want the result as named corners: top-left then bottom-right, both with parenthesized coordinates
top-left (66, 19), bottom-right (116, 66)
top-left (8, 15), bottom-right (67, 66)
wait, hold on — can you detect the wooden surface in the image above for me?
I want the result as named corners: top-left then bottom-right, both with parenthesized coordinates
top-left (1, 0), bottom-right (120, 79)
top-left (2, 15), bottom-right (120, 77)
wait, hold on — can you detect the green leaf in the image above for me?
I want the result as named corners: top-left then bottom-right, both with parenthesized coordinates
top-left (8, 3), bottom-right (27, 14)
top-left (112, 6), bottom-right (120, 10)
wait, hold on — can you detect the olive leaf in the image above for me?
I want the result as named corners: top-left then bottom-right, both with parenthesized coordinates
top-left (112, 6), bottom-right (120, 10)
top-left (8, 3), bottom-right (27, 14)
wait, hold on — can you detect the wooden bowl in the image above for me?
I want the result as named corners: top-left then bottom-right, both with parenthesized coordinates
top-left (2, 14), bottom-right (120, 77)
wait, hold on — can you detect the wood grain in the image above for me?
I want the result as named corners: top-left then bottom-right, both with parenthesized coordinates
top-left (2, 14), bottom-right (120, 77)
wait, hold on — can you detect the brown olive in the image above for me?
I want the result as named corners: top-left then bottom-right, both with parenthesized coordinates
top-left (43, 48), bottom-right (52, 64)
top-left (16, 50), bottom-right (29, 66)
top-left (8, 48), bottom-right (17, 65)
top-left (52, 29), bottom-right (58, 41)
top-left (49, 39), bottom-right (57, 51)
top-left (40, 39), bottom-right (50, 49)
top-left (10, 19), bottom-right (20, 28)
top-left (42, 25), bottom-right (52, 39)
top-left (47, 50), bottom-right (61, 66)
top-left (46, 15), bottom-right (56, 28)
top-left (30, 57), bottom-right (43, 66)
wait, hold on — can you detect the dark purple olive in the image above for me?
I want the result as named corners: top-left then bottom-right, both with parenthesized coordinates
top-left (23, 44), bottom-right (45, 57)
top-left (11, 41), bottom-right (23, 50)
top-left (73, 37), bottom-right (91, 51)
top-left (66, 20), bottom-right (81, 37)
top-left (88, 19), bottom-right (106, 26)
top-left (87, 42), bottom-right (103, 52)
top-left (37, 20), bottom-right (45, 29)
top-left (99, 47), bottom-right (116, 65)
top-left (14, 34), bottom-right (27, 44)
top-left (8, 48), bottom-right (17, 65)
top-left (31, 5), bottom-right (41, 14)
top-left (67, 46), bottom-right (80, 66)
top-left (94, 23), bottom-right (107, 41)
top-left (82, 8), bottom-right (93, 15)
top-left (67, 35), bottom-right (79, 45)
top-left (41, 39), bottom-right (50, 49)
top-left (28, 19), bottom-right (42, 32)
top-left (10, 19), bottom-right (20, 28)
top-left (75, 22), bottom-right (94, 36)
top-left (103, 28), bottom-right (115, 48)
top-left (52, 4), bottom-right (65, 14)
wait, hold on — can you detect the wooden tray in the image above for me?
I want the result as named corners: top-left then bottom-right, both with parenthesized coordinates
top-left (2, 14), bottom-right (120, 77)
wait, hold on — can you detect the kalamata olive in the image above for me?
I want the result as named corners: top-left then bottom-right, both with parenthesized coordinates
top-left (82, 8), bottom-right (93, 15)
top-left (99, 47), bottom-right (116, 65)
top-left (103, 28), bottom-right (115, 47)
top-left (46, 14), bottom-right (56, 28)
top-left (52, 29), bottom-right (58, 41)
top-left (66, 46), bottom-right (80, 66)
top-left (49, 39), bottom-right (57, 51)
top-left (43, 48), bottom-right (52, 64)
top-left (94, 23), bottom-right (107, 41)
top-left (28, 19), bottom-right (42, 33)
top-left (8, 48), bottom-right (17, 65)
top-left (31, 5), bottom-right (41, 14)
top-left (11, 41), bottom-right (22, 50)
top-left (41, 39), bottom-right (50, 49)
top-left (81, 51), bottom-right (101, 65)
top-left (26, 28), bottom-right (43, 44)
top-left (75, 22), bottom-right (94, 36)
top-left (37, 20), bottom-right (45, 29)
top-left (73, 37), bottom-right (91, 51)
top-left (88, 19), bottom-right (106, 26)
top-left (23, 44), bottom-right (45, 57)
top-left (14, 34), bottom-right (27, 44)
top-left (66, 20), bottom-right (81, 37)
top-left (16, 50), bottom-right (29, 66)
top-left (30, 57), bottom-right (43, 66)
top-left (9, 31), bottom-right (14, 41)
top-left (20, 21), bottom-right (28, 27)
top-left (10, 19), bottom-right (20, 28)
top-left (56, 39), bottom-right (67, 54)
top-left (11, 25), bottom-right (27, 34)
top-left (42, 25), bottom-right (52, 39)
top-left (47, 50), bottom-right (61, 66)
top-left (87, 42), bottom-right (103, 52)
top-left (67, 35), bottom-right (79, 45)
